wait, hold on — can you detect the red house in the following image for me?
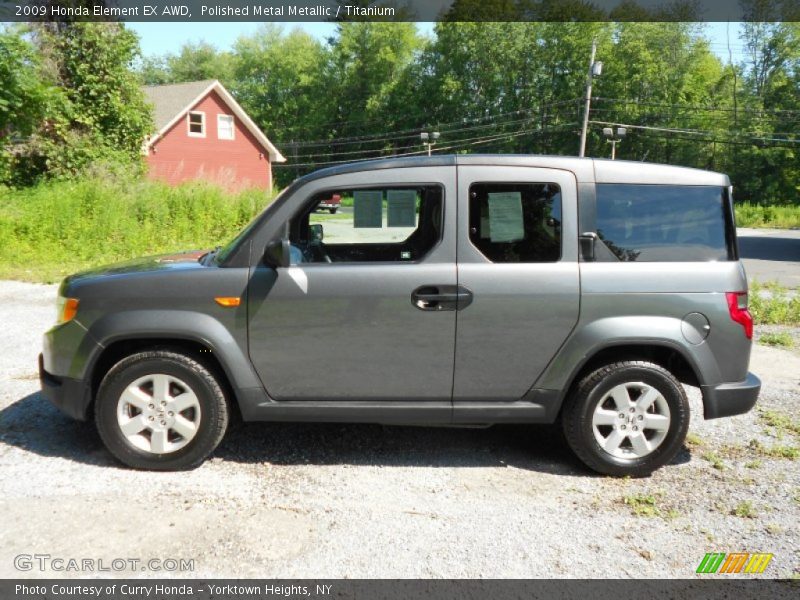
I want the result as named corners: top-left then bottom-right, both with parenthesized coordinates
top-left (142, 80), bottom-right (285, 191)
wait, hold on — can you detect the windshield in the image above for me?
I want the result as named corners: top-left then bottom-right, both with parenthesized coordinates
top-left (213, 188), bottom-right (289, 265)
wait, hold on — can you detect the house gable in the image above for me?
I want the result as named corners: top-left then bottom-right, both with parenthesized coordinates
top-left (142, 80), bottom-right (285, 163)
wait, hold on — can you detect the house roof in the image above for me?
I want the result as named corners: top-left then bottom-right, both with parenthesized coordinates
top-left (142, 79), bottom-right (286, 162)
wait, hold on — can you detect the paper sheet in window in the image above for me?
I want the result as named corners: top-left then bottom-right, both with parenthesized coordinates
top-left (353, 190), bottom-right (383, 228)
top-left (488, 192), bottom-right (524, 242)
top-left (386, 190), bottom-right (417, 227)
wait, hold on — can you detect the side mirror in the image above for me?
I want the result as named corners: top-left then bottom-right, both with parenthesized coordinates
top-left (309, 223), bottom-right (323, 242)
top-left (579, 232), bottom-right (597, 262)
top-left (264, 239), bottom-right (290, 269)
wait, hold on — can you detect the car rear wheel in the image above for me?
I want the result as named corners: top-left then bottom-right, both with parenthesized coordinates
top-left (329, 207), bottom-right (338, 214)
top-left (562, 361), bottom-right (690, 477)
top-left (95, 350), bottom-right (229, 470)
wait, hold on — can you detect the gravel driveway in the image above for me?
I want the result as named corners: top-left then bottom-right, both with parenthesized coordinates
top-left (0, 281), bottom-right (797, 579)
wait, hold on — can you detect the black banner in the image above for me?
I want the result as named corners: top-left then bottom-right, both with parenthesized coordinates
top-left (3, 579), bottom-right (799, 600)
top-left (1, 0), bottom-right (799, 23)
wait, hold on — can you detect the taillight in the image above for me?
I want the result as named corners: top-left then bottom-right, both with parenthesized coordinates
top-left (726, 292), bottom-right (753, 339)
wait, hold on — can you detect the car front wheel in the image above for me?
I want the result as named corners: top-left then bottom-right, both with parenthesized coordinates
top-left (562, 361), bottom-right (690, 477)
top-left (95, 350), bottom-right (229, 470)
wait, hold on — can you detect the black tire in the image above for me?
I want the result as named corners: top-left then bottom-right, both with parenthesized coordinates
top-left (95, 350), bottom-right (229, 471)
top-left (562, 361), bottom-right (690, 477)
top-left (329, 207), bottom-right (338, 214)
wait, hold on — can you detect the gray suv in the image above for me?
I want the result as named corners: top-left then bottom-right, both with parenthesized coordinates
top-left (40, 155), bottom-right (760, 475)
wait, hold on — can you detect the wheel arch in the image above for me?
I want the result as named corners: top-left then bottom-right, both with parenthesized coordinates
top-left (548, 340), bottom-right (706, 421)
top-left (82, 310), bottom-right (261, 420)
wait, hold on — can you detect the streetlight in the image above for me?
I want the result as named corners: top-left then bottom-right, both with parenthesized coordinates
top-left (420, 131), bottom-right (440, 156)
top-left (602, 126), bottom-right (627, 160)
top-left (578, 38), bottom-right (602, 158)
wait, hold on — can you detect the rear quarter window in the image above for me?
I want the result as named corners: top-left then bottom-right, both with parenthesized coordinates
top-left (595, 184), bottom-right (736, 262)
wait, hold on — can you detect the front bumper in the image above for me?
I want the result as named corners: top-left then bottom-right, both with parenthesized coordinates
top-left (701, 372), bottom-right (761, 420)
top-left (39, 353), bottom-right (92, 421)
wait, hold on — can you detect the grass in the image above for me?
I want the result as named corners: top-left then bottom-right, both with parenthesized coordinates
top-left (685, 432), bottom-right (704, 447)
top-left (735, 202), bottom-right (800, 229)
top-left (758, 332), bottom-right (794, 347)
top-left (622, 493), bottom-right (661, 517)
top-left (0, 175), bottom-right (273, 282)
top-left (702, 451), bottom-right (726, 470)
top-left (749, 281), bottom-right (800, 326)
top-left (766, 523), bottom-right (782, 535)
top-left (762, 445), bottom-right (799, 459)
top-left (759, 409), bottom-right (800, 438)
top-left (748, 438), bottom-right (798, 460)
top-left (732, 500), bottom-right (757, 518)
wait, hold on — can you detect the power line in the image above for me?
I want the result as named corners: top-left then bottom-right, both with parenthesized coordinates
top-left (279, 98), bottom-right (582, 148)
top-left (288, 114), bottom-right (563, 159)
top-left (589, 120), bottom-right (799, 144)
top-left (276, 123), bottom-right (578, 169)
top-left (593, 97), bottom-right (800, 115)
top-left (290, 113), bottom-right (580, 160)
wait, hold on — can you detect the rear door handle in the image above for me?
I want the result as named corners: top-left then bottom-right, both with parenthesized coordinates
top-left (412, 285), bottom-right (473, 311)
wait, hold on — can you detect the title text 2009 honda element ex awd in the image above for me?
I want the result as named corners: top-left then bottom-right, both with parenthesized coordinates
top-left (40, 155), bottom-right (760, 475)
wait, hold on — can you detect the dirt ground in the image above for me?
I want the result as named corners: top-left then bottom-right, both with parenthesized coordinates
top-left (0, 280), bottom-right (797, 579)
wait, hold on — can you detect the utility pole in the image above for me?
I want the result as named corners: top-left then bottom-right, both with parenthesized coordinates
top-left (578, 39), bottom-right (601, 158)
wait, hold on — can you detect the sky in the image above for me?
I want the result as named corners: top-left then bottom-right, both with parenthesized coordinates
top-left (128, 21), bottom-right (746, 64)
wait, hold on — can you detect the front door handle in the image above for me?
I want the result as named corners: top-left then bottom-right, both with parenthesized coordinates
top-left (412, 285), bottom-right (473, 311)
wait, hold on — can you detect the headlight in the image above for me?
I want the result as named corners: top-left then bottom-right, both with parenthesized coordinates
top-left (56, 295), bottom-right (80, 324)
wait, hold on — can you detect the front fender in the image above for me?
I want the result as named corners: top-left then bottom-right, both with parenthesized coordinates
top-left (533, 316), bottom-right (721, 393)
top-left (83, 310), bottom-right (262, 391)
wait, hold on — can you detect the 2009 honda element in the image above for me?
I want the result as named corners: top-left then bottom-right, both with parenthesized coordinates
top-left (40, 155), bottom-right (760, 475)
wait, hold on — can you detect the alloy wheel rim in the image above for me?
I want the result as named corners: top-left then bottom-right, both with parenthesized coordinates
top-left (591, 381), bottom-right (671, 459)
top-left (116, 374), bottom-right (201, 455)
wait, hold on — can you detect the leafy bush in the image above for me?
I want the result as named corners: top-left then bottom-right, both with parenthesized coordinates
top-left (749, 281), bottom-right (800, 326)
top-left (735, 203), bottom-right (800, 229)
top-left (0, 174), bottom-right (273, 282)
top-left (758, 332), bottom-right (793, 348)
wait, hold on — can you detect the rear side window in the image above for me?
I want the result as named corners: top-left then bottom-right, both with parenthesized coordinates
top-left (595, 184), bottom-right (735, 262)
top-left (468, 183), bottom-right (562, 263)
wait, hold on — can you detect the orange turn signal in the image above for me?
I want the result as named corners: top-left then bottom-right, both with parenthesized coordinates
top-left (214, 297), bottom-right (241, 307)
top-left (58, 297), bottom-right (79, 324)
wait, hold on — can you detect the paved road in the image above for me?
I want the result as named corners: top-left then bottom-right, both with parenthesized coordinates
top-left (738, 228), bottom-right (800, 288)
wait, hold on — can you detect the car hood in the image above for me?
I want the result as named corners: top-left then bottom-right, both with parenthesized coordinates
top-left (64, 250), bottom-right (210, 286)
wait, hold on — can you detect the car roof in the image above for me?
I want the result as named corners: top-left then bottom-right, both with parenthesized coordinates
top-left (291, 154), bottom-right (729, 187)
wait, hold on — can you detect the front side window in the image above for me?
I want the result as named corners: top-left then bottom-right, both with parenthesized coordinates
top-left (468, 182), bottom-right (562, 263)
top-left (188, 111), bottom-right (205, 136)
top-left (289, 186), bottom-right (443, 264)
top-left (595, 184), bottom-right (735, 262)
top-left (217, 114), bottom-right (234, 140)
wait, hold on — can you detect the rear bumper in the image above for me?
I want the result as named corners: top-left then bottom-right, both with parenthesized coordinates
top-left (701, 372), bottom-right (761, 420)
top-left (39, 353), bottom-right (92, 421)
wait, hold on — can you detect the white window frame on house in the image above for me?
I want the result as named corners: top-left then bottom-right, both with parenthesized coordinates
top-left (217, 114), bottom-right (235, 140)
top-left (187, 111), bottom-right (206, 137)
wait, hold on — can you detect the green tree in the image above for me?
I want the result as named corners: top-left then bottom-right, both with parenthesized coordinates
top-left (328, 22), bottom-right (421, 138)
top-left (137, 42), bottom-right (234, 85)
top-left (733, 20), bottom-right (800, 204)
top-left (232, 25), bottom-right (332, 140)
top-left (4, 23), bottom-right (153, 184)
top-left (413, 22), bottom-right (609, 154)
top-left (0, 28), bottom-right (52, 138)
top-left (596, 22), bottom-right (727, 164)
top-left (0, 27), bottom-right (61, 183)
top-left (165, 41), bottom-right (234, 84)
